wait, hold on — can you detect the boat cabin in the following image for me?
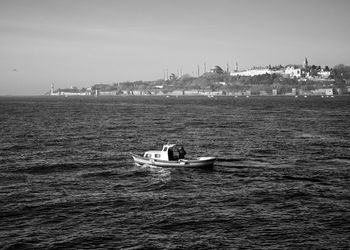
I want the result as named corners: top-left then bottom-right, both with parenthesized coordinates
top-left (143, 144), bottom-right (187, 161)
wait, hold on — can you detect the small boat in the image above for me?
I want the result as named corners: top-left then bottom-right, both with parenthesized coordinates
top-left (131, 143), bottom-right (216, 168)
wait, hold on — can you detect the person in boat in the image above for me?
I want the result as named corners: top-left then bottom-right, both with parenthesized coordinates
top-left (178, 146), bottom-right (186, 159)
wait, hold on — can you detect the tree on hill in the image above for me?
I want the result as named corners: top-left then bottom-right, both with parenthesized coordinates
top-left (331, 64), bottom-right (350, 87)
top-left (333, 64), bottom-right (350, 79)
top-left (201, 72), bottom-right (228, 83)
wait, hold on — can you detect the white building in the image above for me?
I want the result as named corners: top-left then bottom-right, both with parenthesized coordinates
top-left (231, 68), bottom-right (271, 77)
top-left (313, 88), bottom-right (334, 96)
top-left (167, 90), bottom-right (184, 96)
top-left (99, 91), bottom-right (118, 96)
top-left (59, 91), bottom-right (91, 96)
top-left (230, 67), bottom-right (283, 77)
top-left (317, 70), bottom-right (331, 78)
top-left (285, 66), bottom-right (302, 78)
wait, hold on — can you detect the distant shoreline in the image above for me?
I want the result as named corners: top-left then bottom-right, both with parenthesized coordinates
top-left (1, 94), bottom-right (349, 98)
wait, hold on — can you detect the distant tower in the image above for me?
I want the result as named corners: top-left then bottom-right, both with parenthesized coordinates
top-left (303, 57), bottom-right (309, 69)
top-left (226, 63), bottom-right (229, 73)
top-left (50, 83), bottom-right (54, 95)
top-left (235, 62), bottom-right (239, 72)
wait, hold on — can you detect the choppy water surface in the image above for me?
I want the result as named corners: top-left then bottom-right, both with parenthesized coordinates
top-left (0, 96), bottom-right (349, 249)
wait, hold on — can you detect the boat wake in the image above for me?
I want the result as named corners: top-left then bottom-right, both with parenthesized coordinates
top-left (216, 158), bottom-right (244, 162)
top-left (139, 163), bottom-right (172, 184)
top-left (214, 157), bottom-right (273, 170)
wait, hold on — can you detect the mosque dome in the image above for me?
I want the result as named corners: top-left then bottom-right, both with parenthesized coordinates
top-left (210, 65), bottom-right (224, 74)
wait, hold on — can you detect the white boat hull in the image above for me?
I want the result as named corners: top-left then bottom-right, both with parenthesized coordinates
top-left (131, 154), bottom-right (215, 168)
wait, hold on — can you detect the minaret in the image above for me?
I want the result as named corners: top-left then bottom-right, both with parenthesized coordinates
top-left (50, 83), bottom-right (54, 95)
top-left (303, 57), bottom-right (308, 69)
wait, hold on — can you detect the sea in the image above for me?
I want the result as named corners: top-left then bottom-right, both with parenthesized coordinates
top-left (0, 96), bottom-right (349, 249)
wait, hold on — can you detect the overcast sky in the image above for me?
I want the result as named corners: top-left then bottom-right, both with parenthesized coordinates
top-left (1, 0), bottom-right (349, 95)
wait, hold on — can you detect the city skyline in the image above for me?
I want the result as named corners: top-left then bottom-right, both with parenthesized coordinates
top-left (1, 0), bottom-right (350, 95)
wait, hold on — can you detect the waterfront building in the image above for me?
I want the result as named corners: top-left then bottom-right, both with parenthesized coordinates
top-left (167, 90), bottom-right (184, 96)
top-left (59, 89), bottom-right (91, 96)
top-left (184, 90), bottom-right (200, 95)
top-left (313, 88), bottom-right (334, 96)
top-left (230, 91), bottom-right (243, 96)
top-left (50, 84), bottom-right (92, 96)
top-left (259, 90), bottom-right (268, 96)
top-left (243, 90), bottom-right (251, 96)
top-left (99, 91), bottom-right (118, 96)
